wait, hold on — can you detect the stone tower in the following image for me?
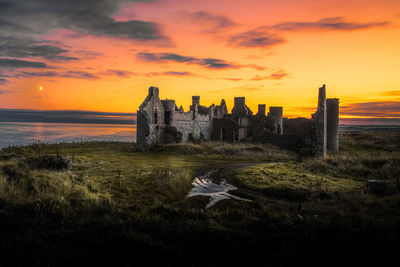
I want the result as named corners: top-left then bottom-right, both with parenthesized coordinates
top-left (232, 97), bottom-right (252, 116)
top-left (312, 84), bottom-right (327, 157)
top-left (326, 98), bottom-right (339, 152)
top-left (256, 104), bottom-right (266, 117)
top-left (269, 107), bottom-right (283, 135)
top-left (137, 86), bottom-right (164, 150)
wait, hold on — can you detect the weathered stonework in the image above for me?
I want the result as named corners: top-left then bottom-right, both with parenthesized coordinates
top-left (136, 85), bottom-right (340, 156)
top-left (312, 84), bottom-right (327, 157)
top-left (327, 98), bottom-right (339, 152)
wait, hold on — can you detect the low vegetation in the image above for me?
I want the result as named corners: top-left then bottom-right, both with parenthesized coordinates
top-left (0, 132), bottom-right (399, 266)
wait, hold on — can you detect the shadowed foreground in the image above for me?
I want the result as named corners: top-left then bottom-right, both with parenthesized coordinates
top-left (0, 132), bottom-right (399, 266)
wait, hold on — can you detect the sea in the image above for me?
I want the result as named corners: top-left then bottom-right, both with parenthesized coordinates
top-left (0, 122), bottom-right (136, 148)
top-left (0, 109), bottom-right (136, 149)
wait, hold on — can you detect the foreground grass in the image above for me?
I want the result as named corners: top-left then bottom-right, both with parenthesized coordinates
top-left (0, 133), bottom-right (399, 266)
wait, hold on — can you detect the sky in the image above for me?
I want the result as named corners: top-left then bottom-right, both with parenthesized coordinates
top-left (0, 0), bottom-right (399, 123)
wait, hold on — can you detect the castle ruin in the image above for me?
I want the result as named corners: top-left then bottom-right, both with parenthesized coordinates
top-left (137, 84), bottom-right (339, 157)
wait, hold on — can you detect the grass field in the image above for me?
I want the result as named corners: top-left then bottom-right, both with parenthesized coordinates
top-left (0, 132), bottom-right (399, 266)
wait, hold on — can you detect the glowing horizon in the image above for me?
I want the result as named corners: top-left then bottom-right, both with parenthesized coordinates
top-left (0, 0), bottom-right (399, 121)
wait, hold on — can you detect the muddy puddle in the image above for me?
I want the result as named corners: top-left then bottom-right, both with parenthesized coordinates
top-left (187, 171), bottom-right (250, 208)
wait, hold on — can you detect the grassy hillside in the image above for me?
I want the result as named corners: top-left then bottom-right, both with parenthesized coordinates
top-left (0, 132), bottom-right (399, 266)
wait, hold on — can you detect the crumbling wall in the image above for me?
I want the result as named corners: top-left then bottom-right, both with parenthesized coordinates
top-left (284, 118), bottom-right (313, 138)
top-left (249, 115), bottom-right (276, 142)
top-left (214, 99), bottom-right (228, 118)
top-left (173, 110), bottom-right (212, 142)
top-left (212, 118), bottom-right (239, 142)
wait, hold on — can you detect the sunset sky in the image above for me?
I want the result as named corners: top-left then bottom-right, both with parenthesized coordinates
top-left (0, 0), bottom-right (399, 122)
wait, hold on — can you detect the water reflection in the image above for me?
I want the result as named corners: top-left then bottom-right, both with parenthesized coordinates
top-left (188, 172), bottom-right (251, 208)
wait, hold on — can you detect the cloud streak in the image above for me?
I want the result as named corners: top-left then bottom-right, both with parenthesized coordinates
top-left (101, 69), bottom-right (138, 78)
top-left (227, 17), bottom-right (388, 49)
top-left (137, 52), bottom-right (240, 69)
top-left (271, 17), bottom-right (389, 32)
top-left (381, 90), bottom-right (400, 96)
top-left (341, 101), bottom-right (400, 118)
top-left (250, 70), bottom-right (289, 81)
top-left (181, 11), bottom-right (237, 33)
top-left (0, 58), bottom-right (47, 69)
top-left (0, 78), bottom-right (8, 85)
top-left (0, 37), bottom-right (78, 61)
top-left (228, 29), bottom-right (285, 48)
top-left (146, 71), bottom-right (195, 77)
top-left (137, 52), bottom-right (265, 70)
top-left (17, 71), bottom-right (99, 80)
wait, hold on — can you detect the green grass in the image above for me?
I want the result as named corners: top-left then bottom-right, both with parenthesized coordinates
top-left (236, 162), bottom-right (363, 192)
top-left (0, 132), bottom-right (399, 266)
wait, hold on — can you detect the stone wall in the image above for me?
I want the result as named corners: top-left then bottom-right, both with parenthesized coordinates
top-left (327, 98), bottom-right (339, 152)
top-left (173, 111), bottom-right (212, 142)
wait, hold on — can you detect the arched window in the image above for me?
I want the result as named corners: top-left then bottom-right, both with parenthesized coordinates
top-left (154, 112), bottom-right (158, 124)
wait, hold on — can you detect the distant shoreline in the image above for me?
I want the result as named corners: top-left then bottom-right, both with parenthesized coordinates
top-left (339, 124), bottom-right (400, 132)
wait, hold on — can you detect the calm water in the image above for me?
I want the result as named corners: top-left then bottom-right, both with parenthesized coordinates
top-left (0, 122), bottom-right (136, 148)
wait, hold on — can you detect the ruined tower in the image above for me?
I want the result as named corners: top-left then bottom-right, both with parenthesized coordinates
top-left (256, 104), bottom-right (266, 117)
top-left (326, 98), bottom-right (339, 152)
top-left (137, 86), bottom-right (164, 150)
top-left (192, 96), bottom-right (200, 106)
top-left (232, 97), bottom-right (253, 116)
top-left (268, 107), bottom-right (283, 135)
top-left (312, 84), bottom-right (327, 157)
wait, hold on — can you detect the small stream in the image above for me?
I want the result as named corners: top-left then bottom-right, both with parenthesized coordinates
top-left (187, 171), bottom-right (251, 208)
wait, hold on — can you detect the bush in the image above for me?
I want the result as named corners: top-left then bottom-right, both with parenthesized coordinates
top-left (25, 155), bottom-right (69, 171)
top-left (1, 165), bottom-right (24, 183)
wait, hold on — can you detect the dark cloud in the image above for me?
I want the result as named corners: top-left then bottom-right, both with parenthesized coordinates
top-left (17, 70), bottom-right (99, 80)
top-left (0, 58), bottom-right (47, 69)
top-left (228, 28), bottom-right (285, 48)
top-left (182, 11), bottom-right (237, 33)
top-left (0, 0), bottom-right (167, 42)
top-left (102, 69), bottom-right (138, 78)
top-left (271, 17), bottom-right (389, 32)
top-left (201, 58), bottom-right (239, 69)
top-left (0, 20), bottom-right (36, 33)
top-left (0, 78), bottom-right (8, 85)
top-left (137, 52), bottom-right (251, 70)
top-left (0, 36), bottom-right (78, 61)
top-left (341, 101), bottom-right (400, 118)
top-left (162, 71), bottom-right (194, 76)
top-left (0, 0), bottom-right (171, 71)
